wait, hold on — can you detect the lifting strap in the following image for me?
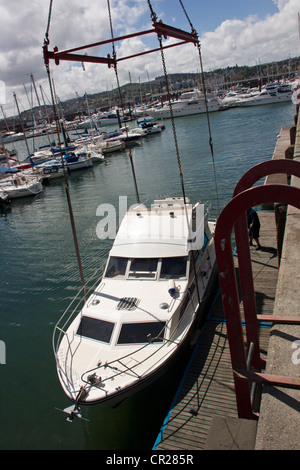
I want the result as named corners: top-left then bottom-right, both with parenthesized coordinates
top-left (179, 0), bottom-right (220, 215)
top-left (43, 3), bottom-right (87, 301)
top-left (106, 0), bottom-right (140, 204)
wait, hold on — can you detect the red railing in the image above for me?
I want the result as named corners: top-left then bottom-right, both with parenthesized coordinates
top-left (215, 159), bottom-right (300, 419)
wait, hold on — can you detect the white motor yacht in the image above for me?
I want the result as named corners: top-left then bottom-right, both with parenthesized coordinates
top-left (237, 83), bottom-right (293, 107)
top-left (53, 197), bottom-right (217, 417)
top-left (147, 90), bottom-right (221, 119)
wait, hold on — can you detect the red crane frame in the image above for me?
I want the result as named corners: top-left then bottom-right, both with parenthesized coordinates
top-left (43, 20), bottom-right (199, 67)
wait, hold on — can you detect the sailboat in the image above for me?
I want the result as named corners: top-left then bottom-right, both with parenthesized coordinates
top-left (0, 172), bottom-right (43, 199)
top-left (45, 0), bottom-right (218, 418)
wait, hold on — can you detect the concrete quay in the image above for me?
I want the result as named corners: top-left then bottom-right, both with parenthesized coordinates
top-left (254, 102), bottom-right (300, 450)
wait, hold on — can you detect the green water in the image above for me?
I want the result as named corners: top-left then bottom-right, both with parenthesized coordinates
top-left (0, 102), bottom-right (296, 449)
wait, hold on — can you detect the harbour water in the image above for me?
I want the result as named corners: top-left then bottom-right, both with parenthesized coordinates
top-left (0, 101), bottom-right (296, 450)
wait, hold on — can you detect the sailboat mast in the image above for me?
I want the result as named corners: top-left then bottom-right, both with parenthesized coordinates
top-left (13, 92), bottom-right (31, 157)
top-left (39, 85), bottom-right (56, 147)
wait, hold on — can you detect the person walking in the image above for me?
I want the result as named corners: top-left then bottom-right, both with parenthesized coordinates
top-left (247, 208), bottom-right (261, 250)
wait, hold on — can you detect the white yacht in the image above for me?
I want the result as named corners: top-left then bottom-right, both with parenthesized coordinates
top-left (1, 131), bottom-right (25, 143)
top-left (147, 90), bottom-right (221, 119)
top-left (53, 197), bottom-right (217, 417)
top-left (237, 82), bottom-right (293, 107)
top-left (221, 88), bottom-right (259, 108)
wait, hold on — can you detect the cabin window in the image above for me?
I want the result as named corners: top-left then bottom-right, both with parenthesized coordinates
top-left (278, 87), bottom-right (290, 94)
top-left (160, 257), bottom-right (187, 280)
top-left (105, 256), bottom-right (128, 279)
top-left (76, 316), bottom-right (115, 343)
top-left (128, 258), bottom-right (158, 279)
top-left (117, 321), bottom-right (166, 344)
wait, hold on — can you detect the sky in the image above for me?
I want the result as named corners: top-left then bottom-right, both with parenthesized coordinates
top-left (0, 0), bottom-right (299, 117)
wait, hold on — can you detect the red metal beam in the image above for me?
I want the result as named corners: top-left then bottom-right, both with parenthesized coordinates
top-left (234, 371), bottom-right (300, 389)
top-left (257, 315), bottom-right (300, 324)
top-left (117, 41), bottom-right (189, 63)
top-left (51, 29), bottom-right (156, 56)
top-left (43, 46), bottom-right (116, 67)
top-left (43, 21), bottom-right (199, 68)
top-left (153, 20), bottom-right (199, 44)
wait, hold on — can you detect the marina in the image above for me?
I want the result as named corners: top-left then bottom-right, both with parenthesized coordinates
top-left (0, 0), bottom-right (300, 452)
top-left (0, 100), bottom-right (297, 450)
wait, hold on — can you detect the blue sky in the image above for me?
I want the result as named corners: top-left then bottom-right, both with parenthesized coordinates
top-left (0, 0), bottom-right (299, 115)
top-left (152, 0), bottom-right (278, 33)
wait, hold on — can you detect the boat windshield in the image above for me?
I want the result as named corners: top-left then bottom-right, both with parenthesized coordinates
top-left (105, 256), bottom-right (128, 279)
top-left (160, 257), bottom-right (187, 279)
top-left (104, 256), bottom-right (188, 280)
top-left (117, 321), bottom-right (166, 344)
top-left (128, 258), bottom-right (158, 279)
top-left (76, 316), bottom-right (115, 343)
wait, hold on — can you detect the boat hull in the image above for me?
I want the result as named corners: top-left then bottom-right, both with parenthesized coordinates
top-left (66, 159), bottom-right (93, 171)
top-left (59, 261), bottom-right (219, 409)
top-left (0, 180), bottom-right (43, 198)
top-left (238, 96), bottom-right (292, 106)
top-left (147, 103), bottom-right (220, 119)
top-left (53, 198), bottom-right (218, 415)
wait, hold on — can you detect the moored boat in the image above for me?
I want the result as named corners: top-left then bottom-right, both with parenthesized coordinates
top-left (53, 197), bottom-right (217, 413)
top-left (1, 131), bottom-right (25, 143)
top-left (64, 151), bottom-right (94, 171)
top-left (99, 140), bottom-right (125, 154)
top-left (147, 90), bottom-right (221, 119)
top-left (237, 82), bottom-right (293, 107)
top-left (0, 173), bottom-right (43, 199)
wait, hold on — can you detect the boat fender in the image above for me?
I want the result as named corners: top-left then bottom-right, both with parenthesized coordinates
top-left (87, 373), bottom-right (102, 386)
top-left (168, 280), bottom-right (176, 296)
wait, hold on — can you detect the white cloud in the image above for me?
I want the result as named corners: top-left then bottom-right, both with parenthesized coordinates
top-left (1, 0), bottom-right (299, 116)
top-left (200, 0), bottom-right (300, 69)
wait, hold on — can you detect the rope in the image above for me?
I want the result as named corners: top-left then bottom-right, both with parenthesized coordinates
top-left (106, 0), bottom-right (140, 204)
top-left (196, 41), bottom-right (220, 215)
top-left (157, 34), bottom-right (187, 205)
top-left (178, 0), bottom-right (194, 31)
top-left (43, 1), bottom-right (87, 301)
top-left (178, 0), bottom-right (221, 215)
top-left (147, 0), bottom-right (187, 204)
top-left (147, 0), bottom-right (202, 307)
top-left (48, 65), bottom-right (87, 301)
top-left (106, 0), bottom-right (116, 57)
top-left (44, 0), bottom-right (54, 45)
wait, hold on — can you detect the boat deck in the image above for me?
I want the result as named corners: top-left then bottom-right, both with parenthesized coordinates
top-left (154, 211), bottom-right (278, 450)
